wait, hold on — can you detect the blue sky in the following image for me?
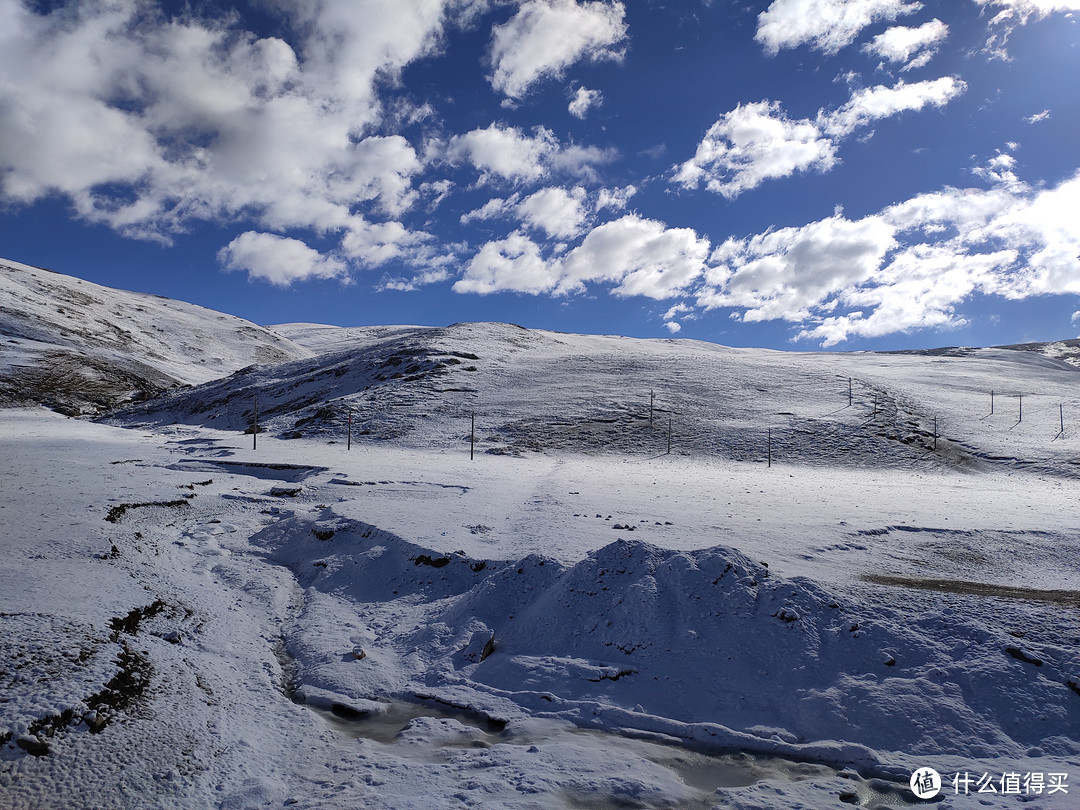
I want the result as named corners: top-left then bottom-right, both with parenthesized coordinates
top-left (1, 0), bottom-right (1078, 350)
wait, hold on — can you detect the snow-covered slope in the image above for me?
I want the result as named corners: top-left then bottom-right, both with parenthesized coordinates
top-left (3, 273), bottom-right (1080, 808)
top-left (113, 320), bottom-right (1080, 478)
top-left (0, 259), bottom-right (312, 414)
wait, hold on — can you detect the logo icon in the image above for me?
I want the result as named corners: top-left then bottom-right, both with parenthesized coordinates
top-left (911, 767), bottom-right (942, 800)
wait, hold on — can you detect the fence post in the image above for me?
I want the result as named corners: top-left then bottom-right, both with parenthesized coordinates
top-left (933, 416), bottom-right (937, 451)
top-left (470, 412), bottom-right (475, 461)
top-left (347, 405), bottom-right (352, 451)
top-left (1019, 394), bottom-right (1023, 423)
top-left (253, 395), bottom-right (258, 451)
top-left (768, 428), bottom-right (772, 468)
top-left (848, 378), bottom-right (852, 407)
top-left (650, 390), bottom-right (654, 427)
top-left (991, 390), bottom-right (994, 415)
top-left (1060, 403), bottom-right (1065, 438)
top-left (667, 416), bottom-right (672, 455)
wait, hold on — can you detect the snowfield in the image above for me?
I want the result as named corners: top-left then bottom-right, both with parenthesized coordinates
top-left (2, 265), bottom-right (1079, 809)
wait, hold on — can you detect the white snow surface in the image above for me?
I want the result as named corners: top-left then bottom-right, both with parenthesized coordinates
top-left (2, 309), bottom-right (1080, 807)
top-left (0, 259), bottom-right (312, 412)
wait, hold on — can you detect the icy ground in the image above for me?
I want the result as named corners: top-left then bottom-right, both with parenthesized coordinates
top-left (1, 317), bottom-right (1079, 808)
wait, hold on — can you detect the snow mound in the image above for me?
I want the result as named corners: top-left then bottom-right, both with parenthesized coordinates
top-left (256, 513), bottom-right (1080, 764)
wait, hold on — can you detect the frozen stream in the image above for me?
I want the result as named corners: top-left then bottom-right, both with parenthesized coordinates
top-left (310, 698), bottom-right (920, 809)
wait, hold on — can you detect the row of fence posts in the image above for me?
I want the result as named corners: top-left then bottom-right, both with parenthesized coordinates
top-left (245, 384), bottom-right (1068, 459)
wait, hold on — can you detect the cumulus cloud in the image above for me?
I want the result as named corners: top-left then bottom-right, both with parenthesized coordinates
top-left (755, 0), bottom-right (921, 55)
top-left (0, 0), bottom-right (473, 282)
top-left (673, 101), bottom-right (838, 199)
top-left (447, 123), bottom-right (613, 184)
top-left (488, 0), bottom-right (627, 99)
top-left (691, 169), bottom-right (1080, 345)
top-left (862, 19), bottom-right (948, 71)
top-left (675, 77), bottom-right (965, 198)
top-left (569, 86), bottom-right (603, 118)
top-left (517, 187), bottom-right (588, 238)
top-left (448, 124), bottom-right (560, 182)
top-left (1026, 109), bottom-right (1050, 124)
top-left (664, 321), bottom-right (682, 334)
top-left (561, 215), bottom-right (711, 298)
top-left (218, 232), bottom-right (348, 287)
top-left (454, 214), bottom-right (711, 298)
top-left (453, 231), bottom-right (561, 294)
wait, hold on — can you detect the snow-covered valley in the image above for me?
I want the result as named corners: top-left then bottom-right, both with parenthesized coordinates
top-left (1, 262), bottom-right (1078, 808)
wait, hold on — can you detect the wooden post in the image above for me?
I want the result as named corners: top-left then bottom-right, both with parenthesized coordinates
top-left (253, 395), bottom-right (258, 451)
top-left (991, 390), bottom-right (994, 415)
top-left (848, 378), bottom-right (852, 407)
top-left (649, 390), bottom-right (654, 427)
top-left (767, 428), bottom-right (772, 468)
top-left (666, 416), bottom-right (672, 455)
top-left (933, 416), bottom-right (937, 451)
top-left (347, 406), bottom-right (352, 451)
top-left (1019, 394), bottom-right (1023, 423)
top-left (470, 412), bottom-right (475, 461)
top-left (1061, 403), bottom-right (1065, 437)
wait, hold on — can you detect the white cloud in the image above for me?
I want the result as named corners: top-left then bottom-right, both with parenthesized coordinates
top-left (561, 215), bottom-right (711, 298)
top-left (218, 232), bottom-right (347, 287)
top-left (488, 0), bottom-right (627, 99)
top-left (550, 144), bottom-right (618, 182)
top-left (664, 321), bottom-right (682, 334)
top-left (862, 19), bottom-right (948, 71)
top-left (1026, 109), bottom-right (1051, 123)
top-left (455, 214), bottom-right (711, 299)
top-left (460, 195), bottom-right (516, 225)
top-left (596, 185), bottom-right (638, 211)
top-left (675, 77), bottom-right (965, 198)
top-left (453, 231), bottom-right (561, 294)
top-left (700, 214), bottom-right (897, 323)
top-left (1072, 310), bottom-right (1080, 325)
top-left (824, 77), bottom-right (966, 136)
top-left (973, 0), bottom-right (1080, 58)
top-left (673, 101), bottom-right (838, 199)
top-left (690, 169), bottom-right (1080, 345)
top-left (448, 124), bottom-right (613, 184)
top-left (569, 86), bottom-right (603, 118)
top-left (755, 0), bottom-right (922, 55)
top-left (0, 0), bottom-right (469, 282)
top-left (517, 187), bottom-right (588, 238)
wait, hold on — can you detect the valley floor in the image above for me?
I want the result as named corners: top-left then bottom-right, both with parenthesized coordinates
top-left (2, 408), bottom-right (1078, 809)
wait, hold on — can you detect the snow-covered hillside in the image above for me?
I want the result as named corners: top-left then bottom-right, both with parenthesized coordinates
top-left (114, 320), bottom-right (1080, 479)
top-left (2, 273), bottom-right (1079, 809)
top-left (0, 259), bottom-right (312, 414)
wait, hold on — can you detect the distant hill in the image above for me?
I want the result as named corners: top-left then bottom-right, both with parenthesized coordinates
top-left (0, 259), bottom-right (312, 415)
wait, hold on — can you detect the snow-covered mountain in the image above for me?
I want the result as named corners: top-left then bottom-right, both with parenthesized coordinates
top-left (3, 263), bottom-right (1080, 809)
top-left (0, 259), bottom-right (312, 414)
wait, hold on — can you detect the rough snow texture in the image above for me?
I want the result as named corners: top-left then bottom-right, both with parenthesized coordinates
top-left (0, 260), bottom-right (311, 414)
top-left (2, 268), bottom-right (1079, 808)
